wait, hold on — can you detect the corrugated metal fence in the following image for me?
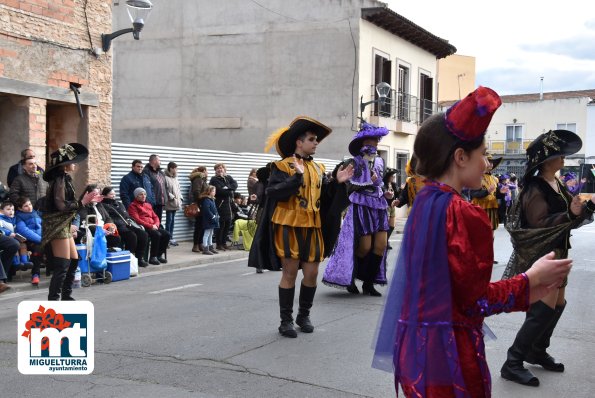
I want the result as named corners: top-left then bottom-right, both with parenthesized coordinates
top-left (111, 143), bottom-right (342, 242)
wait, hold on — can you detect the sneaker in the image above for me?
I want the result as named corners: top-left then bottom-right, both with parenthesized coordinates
top-left (31, 274), bottom-right (40, 285)
top-left (169, 240), bottom-right (179, 247)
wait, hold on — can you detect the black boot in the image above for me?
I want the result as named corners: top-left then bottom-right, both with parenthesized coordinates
top-left (48, 257), bottom-right (71, 301)
top-left (387, 227), bottom-right (394, 249)
top-left (362, 253), bottom-right (383, 297)
top-left (500, 302), bottom-right (550, 386)
top-left (526, 300), bottom-right (566, 372)
top-left (61, 258), bottom-right (79, 301)
top-left (296, 283), bottom-right (316, 333)
top-left (278, 286), bottom-right (297, 338)
top-left (346, 280), bottom-right (360, 294)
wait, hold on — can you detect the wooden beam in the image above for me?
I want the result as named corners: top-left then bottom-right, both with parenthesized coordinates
top-left (0, 77), bottom-right (99, 107)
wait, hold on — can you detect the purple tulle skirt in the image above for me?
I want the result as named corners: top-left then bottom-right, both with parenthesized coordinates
top-left (353, 203), bottom-right (389, 235)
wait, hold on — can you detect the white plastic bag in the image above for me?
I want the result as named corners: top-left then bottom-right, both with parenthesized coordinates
top-left (129, 254), bottom-right (138, 277)
top-left (73, 267), bottom-right (82, 289)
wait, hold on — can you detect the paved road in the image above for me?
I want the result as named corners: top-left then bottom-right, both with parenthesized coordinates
top-left (1, 224), bottom-right (595, 397)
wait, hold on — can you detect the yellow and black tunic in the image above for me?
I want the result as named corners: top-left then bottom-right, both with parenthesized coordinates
top-left (269, 156), bottom-right (326, 263)
top-left (471, 173), bottom-right (500, 230)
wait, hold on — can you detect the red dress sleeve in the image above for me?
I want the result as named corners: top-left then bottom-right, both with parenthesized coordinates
top-left (446, 196), bottom-right (529, 323)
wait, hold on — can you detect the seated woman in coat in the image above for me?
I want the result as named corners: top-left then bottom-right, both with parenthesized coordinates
top-left (76, 184), bottom-right (121, 250)
top-left (101, 186), bottom-right (149, 268)
top-left (127, 187), bottom-right (170, 265)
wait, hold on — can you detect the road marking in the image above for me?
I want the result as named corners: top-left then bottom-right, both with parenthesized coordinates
top-left (240, 270), bottom-right (269, 276)
top-left (148, 283), bottom-right (203, 295)
top-left (136, 258), bottom-right (244, 279)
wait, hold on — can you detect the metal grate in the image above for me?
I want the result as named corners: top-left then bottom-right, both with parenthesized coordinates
top-left (111, 143), bottom-right (342, 242)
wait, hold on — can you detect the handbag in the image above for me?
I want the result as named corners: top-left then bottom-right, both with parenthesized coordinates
top-left (184, 202), bottom-right (200, 218)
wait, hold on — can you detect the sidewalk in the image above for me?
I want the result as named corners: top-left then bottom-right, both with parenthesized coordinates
top-left (4, 217), bottom-right (408, 295)
top-left (3, 242), bottom-right (250, 295)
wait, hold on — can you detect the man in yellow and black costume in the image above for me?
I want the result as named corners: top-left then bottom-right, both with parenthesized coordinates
top-left (248, 116), bottom-right (353, 338)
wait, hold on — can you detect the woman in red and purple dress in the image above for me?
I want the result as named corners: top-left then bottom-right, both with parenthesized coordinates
top-left (372, 87), bottom-right (573, 398)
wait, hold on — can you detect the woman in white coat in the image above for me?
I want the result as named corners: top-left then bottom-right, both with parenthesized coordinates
top-left (164, 162), bottom-right (183, 246)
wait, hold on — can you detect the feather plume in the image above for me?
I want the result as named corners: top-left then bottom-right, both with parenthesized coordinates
top-left (264, 127), bottom-right (288, 153)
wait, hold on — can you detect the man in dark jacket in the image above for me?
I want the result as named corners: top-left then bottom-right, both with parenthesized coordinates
top-left (209, 163), bottom-right (238, 250)
top-left (8, 157), bottom-right (47, 208)
top-left (6, 148), bottom-right (44, 187)
top-left (119, 160), bottom-right (155, 209)
top-left (143, 154), bottom-right (167, 222)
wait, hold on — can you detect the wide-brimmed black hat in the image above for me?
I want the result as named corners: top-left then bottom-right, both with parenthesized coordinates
top-left (524, 129), bottom-right (582, 180)
top-left (265, 116), bottom-right (332, 158)
top-left (382, 167), bottom-right (398, 185)
top-left (487, 153), bottom-right (503, 170)
top-left (43, 143), bottom-right (89, 181)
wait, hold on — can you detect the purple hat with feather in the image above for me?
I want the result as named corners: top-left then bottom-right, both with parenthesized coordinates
top-left (349, 122), bottom-right (389, 156)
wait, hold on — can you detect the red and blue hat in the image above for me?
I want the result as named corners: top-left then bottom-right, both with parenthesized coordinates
top-left (444, 86), bottom-right (502, 142)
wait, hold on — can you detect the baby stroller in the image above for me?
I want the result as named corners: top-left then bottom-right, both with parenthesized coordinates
top-left (79, 215), bottom-right (112, 287)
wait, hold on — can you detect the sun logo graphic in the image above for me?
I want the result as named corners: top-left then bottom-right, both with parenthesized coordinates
top-left (18, 301), bottom-right (94, 375)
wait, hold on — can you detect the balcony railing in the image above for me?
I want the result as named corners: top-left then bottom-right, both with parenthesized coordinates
top-left (369, 86), bottom-right (437, 124)
top-left (488, 140), bottom-right (532, 155)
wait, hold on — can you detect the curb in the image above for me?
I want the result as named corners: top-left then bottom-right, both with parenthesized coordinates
top-left (3, 247), bottom-right (249, 295)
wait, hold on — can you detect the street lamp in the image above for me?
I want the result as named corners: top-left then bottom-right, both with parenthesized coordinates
top-left (360, 82), bottom-right (392, 123)
top-left (101, 0), bottom-right (153, 52)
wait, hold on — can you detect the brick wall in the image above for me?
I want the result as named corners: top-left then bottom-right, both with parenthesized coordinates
top-left (0, 0), bottom-right (114, 186)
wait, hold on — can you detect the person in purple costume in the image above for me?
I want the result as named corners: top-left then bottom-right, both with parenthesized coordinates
top-left (323, 123), bottom-right (392, 296)
top-left (561, 172), bottom-right (585, 196)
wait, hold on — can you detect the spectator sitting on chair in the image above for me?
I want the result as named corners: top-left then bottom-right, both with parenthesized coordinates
top-left (0, 201), bottom-right (32, 279)
top-left (0, 232), bottom-right (17, 293)
top-left (128, 187), bottom-right (170, 265)
top-left (101, 186), bottom-right (149, 268)
top-left (76, 185), bottom-right (121, 250)
top-left (14, 196), bottom-right (43, 285)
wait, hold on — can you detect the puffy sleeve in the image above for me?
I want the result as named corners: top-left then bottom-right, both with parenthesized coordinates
top-left (522, 183), bottom-right (572, 227)
top-left (447, 197), bottom-right (529, 321)
top-left (265, 162), bottom-right (303, 201)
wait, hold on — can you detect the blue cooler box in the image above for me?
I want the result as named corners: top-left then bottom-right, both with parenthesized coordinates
top-left (106, 251), bottom-right (131, 282)
top-left (76, 244), bottom-right (89, 273)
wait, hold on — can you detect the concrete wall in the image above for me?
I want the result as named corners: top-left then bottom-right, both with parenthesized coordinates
top-left (0, 0), bottom-right (113, 186)
top-left (437, 54), bottom-right (476, 102)
top-left (112, 0), bottom-right (402, 161)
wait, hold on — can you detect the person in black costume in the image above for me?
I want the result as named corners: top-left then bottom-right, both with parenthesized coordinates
top-left (501, 130), bottom-right (595, 387)
top-left (42, 143), bottom-right (101, 301)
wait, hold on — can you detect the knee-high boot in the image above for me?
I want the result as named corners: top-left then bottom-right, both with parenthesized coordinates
top-left (362, 253), bottom-right (383, 297)
top-left (61, 258), bottom-right (79, 301)
top-left (387, 227), bottom-right (394, 249)
top-left (278, 286), bottom-right (297, 338)
top-left (500, 301), bottom-right (554, 386)
top-left (526, 300), bottom-right (566, 372)
top-left (48, 257), bottom-right (71, 301)
top-left (296, 283), bottom-right (316, 333)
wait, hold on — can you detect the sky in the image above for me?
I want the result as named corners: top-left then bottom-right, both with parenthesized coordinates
top-left (385, 0), bottom-right (595, 95)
